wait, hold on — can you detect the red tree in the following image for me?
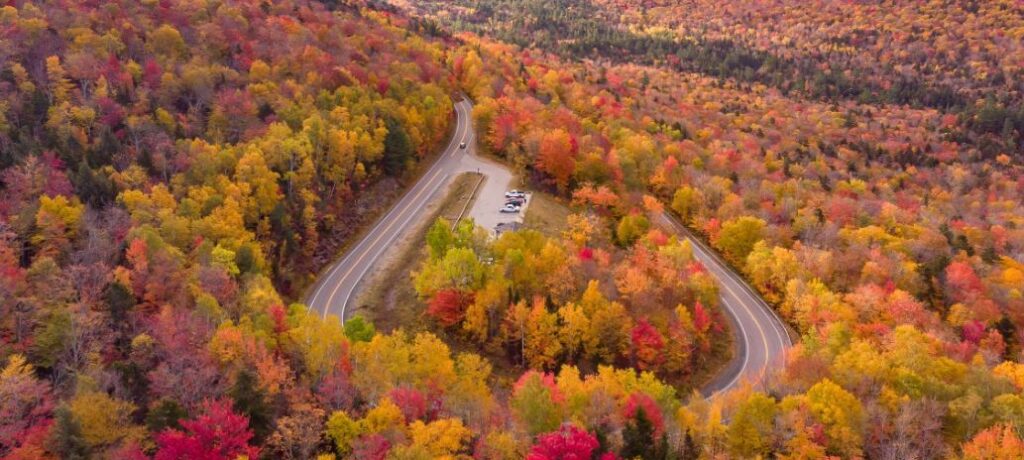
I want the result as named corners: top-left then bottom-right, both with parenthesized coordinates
top-left (0, 356), bottom-right (54, 456)
top-left (692, 302), bottom-right (711, 334)
top-left (427, 289), bottom-right (474, 326)
top-left (351, 433), bottom-right (390, 460)
top-left (527, 424), bottom-right (615, 460)
top-left (388, 386), bottom-right (428, 422)
top-left (945, 261), bottom-right (984, 303)
top-left (316, 354), bottom-right (355, 412)
top-left (962, 320), bottom-right (986, 344)
top-left (631, 319), bottom-right (665, 371)
top-left (622, 393), bottom-right (665, 438)
top-left (198, 266), bottom-right (238, 306)
top-left (154, 400), bottom-right (260, 460)
top-left (489, 113), bottom-right (519, 151)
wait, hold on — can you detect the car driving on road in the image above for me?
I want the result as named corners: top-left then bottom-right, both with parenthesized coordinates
top-left (499, 203), bottom-right (520, 213)
top-left (459, 142), bottom-right (467, 149)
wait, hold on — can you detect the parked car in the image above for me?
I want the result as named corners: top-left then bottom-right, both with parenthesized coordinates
top-left (505, 197), bottom-right (526, 206)
top-left (459, 142), bottom-right (467, 149)
top-left (499, 203), bottom-right (521, 213)
top-left (505, 190), bottom-right (526, 198)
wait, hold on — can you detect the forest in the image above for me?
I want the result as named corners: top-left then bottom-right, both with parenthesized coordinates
top-left (2, 0), bottom-right (1024, 459)
top-left (400, 0), bottom-right (1024, 159)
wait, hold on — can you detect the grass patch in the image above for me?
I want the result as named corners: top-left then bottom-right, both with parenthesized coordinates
top-left (351, 171), bottom-right (527, 389)
top-left (354, 176), bottom-right (737, 395)
top-left (523, 190), bottom-right (571, 237)
top-left (296, 109), bottom-right (461, 302)
top-left (352, 172), bottom-right (483, 333)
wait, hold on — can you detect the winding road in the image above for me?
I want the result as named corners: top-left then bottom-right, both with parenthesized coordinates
top-left (305, 99), bottom-right (791, 396)
top-left (656, 213), bottom-right (792, 395)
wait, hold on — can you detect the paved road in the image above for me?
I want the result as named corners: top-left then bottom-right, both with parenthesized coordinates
top-left (306, 98), bottom-right (791, 396)
top-left (656, 213), bottom-right (792, 396)
top-left (305, 99), bottom-right (515, 321)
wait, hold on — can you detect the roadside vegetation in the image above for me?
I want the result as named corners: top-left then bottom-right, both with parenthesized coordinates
top-left (353, 172), bottom-right (483, 332)
top-left (3, 0), bottom-right (1024, 458)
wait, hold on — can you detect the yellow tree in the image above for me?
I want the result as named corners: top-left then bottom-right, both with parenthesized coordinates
top-left (454, 48), bottom-right (487, 99)
top-left (361, 398), bottom-right (404, 436)
top-left (558, 303), bottom-right (589, 361)
top-left (146, 24), bottom-right (187, 61)
top-left (463, 275), bottom-right (508, 344)
top-left (325, 410), bottom-right (361, 455)
top-left (525, 299), bottom-right (562, 370)
top-left (406, 418), bottom-right (471, 458)
top-left (286, 306), bottom-right (347, 383)
top-left (447, 353), bottom-right (496, 426)
top-left (235, 147), bottom-right (281, 223)
top-left (475, 430), bottom-right (523, 460)
top-left (781, 379), bottom-right (864, 458)
top-left (32, 195), bottom-right (84, 258)
top-left (783, 278), bottom-right (855, 331)
top-left (745, 242), bottom-right (800, 304)
top-left (69, 390), bottom-right (147, 450)
top-left (727, 392), bottom-right (778, 458)
top-left (45, 56), bottom-right (73, 104)
top-left (671, 185), bottom-right (702, 224)
top-left (993, 361), bottom-right (1024, 390)
top-left (585, 300), bottom-right (632, 365)
top-left (714, 216), bottom-right (766, 263)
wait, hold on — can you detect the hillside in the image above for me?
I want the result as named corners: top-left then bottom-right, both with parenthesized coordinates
top-left (2, 0), bottom-right (1024, 459)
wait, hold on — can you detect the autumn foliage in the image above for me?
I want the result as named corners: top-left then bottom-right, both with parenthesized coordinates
top-left (427, 289), bottom-right (475, 327)
top-left (154, 400), bottom-right (260, 460)
top-left (527, 424), bottom-right (612, 460)
top-left (3, 0), bottom-right (1024, 457)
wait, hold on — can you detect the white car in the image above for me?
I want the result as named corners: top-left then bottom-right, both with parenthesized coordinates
top-left (504, 190), bottom-right (526, 198)
top-left (499, 203), bottom-right (521, 213)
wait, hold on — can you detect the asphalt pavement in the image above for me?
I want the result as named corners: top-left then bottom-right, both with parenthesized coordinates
top-left (305, 98), bottom-right (791, 396)
top-left (656, 213), bottom-right (792, 396)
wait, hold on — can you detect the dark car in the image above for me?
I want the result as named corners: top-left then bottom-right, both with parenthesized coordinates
top-left (459, 142), bottom-right (467, 149)
top-left (505, 197), bottom-right (526, 206)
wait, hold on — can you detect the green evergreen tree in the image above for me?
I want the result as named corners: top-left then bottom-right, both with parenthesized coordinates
top-left (106, 281), bottom-right (135, 321)
top-left (146, 398), bottom-right (188, 432)
top-left (230, 369), bottom-right (272, 441)
top-left (50, 405), bottom-right (88, 460)
top-left (623, 406), bottom-right (664, 459)
top-left (382, 116), bottom-right (413, 175)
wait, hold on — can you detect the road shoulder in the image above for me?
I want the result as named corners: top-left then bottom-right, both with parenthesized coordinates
top-left (350, 172), bottom-right (482, 327)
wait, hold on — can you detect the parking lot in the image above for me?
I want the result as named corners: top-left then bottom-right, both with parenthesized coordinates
top-left (458, 154), bottom-right (529, 235)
